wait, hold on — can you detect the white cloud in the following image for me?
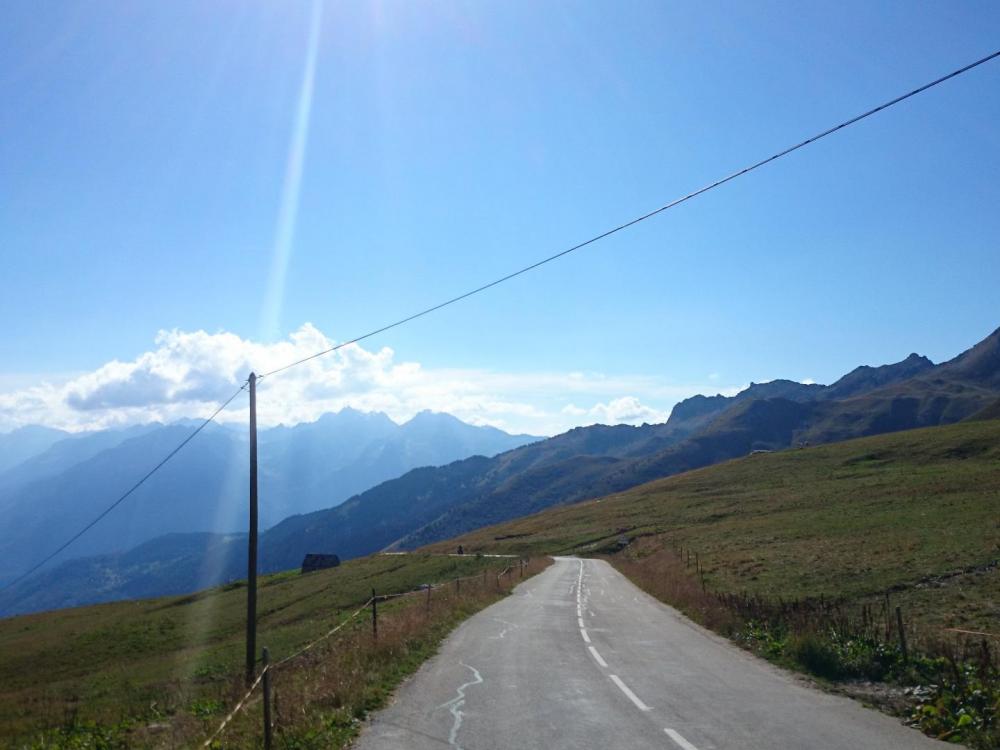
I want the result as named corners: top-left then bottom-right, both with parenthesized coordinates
top-left (560, 397), bottom-right (670, 425)
top-left (584, 396), bottom-right (672, 425)
top-left (0, 324), bottom-right (743, 436)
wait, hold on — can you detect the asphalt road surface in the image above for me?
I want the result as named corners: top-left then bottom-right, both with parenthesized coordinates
top-left (355, 557), bottom-right (949, 750)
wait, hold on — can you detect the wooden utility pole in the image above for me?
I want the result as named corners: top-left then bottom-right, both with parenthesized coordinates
top-left (246, 372), bottom-right (259, 685)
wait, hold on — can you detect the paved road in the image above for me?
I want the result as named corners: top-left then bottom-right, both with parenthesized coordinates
top-left (355, 557), bottom-right (949, 750)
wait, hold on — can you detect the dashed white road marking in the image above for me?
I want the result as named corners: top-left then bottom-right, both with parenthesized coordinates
top-left (571, 561), bottom-right (697, 745)
top-left (610, 674), bottom-right (651, 711)
top-left (664, 728), bottom-right (700, 750)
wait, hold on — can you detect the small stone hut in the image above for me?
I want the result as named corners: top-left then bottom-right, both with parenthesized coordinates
top-left (300, 553), bottom-right (341, 574)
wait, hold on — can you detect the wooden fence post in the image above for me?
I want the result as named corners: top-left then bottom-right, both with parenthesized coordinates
top-left (896, 606), bottom-right (908, 662)
top-left (262, 647), bottom-right (273, 750)
top-left (371, 588), bottom-right (378, 641)
top-left (884, 593), bottom-right (891, 641)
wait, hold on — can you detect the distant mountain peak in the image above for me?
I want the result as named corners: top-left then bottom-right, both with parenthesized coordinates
top-left (319, 406), bottom-right (383, 419)
top-left (822, 351), bottom-right (934, 400)
top-left (403, 410), bottom-right (463, 426)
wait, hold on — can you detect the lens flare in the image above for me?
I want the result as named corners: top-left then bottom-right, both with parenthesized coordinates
top-left (260, 0), bottom-right (324, 341)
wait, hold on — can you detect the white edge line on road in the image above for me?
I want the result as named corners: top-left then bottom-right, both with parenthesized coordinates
top-left (664, 728), bottom-right (699, 750)
top-left (588, 645), bottom-right (608, 668)
top-left (577, 617), bottom-right (585, 628)
top-left (580, 628), bottom-right (591, 644)
top-left (610, 674), bottom-right (651, 711)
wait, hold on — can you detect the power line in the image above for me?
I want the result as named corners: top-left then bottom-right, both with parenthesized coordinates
top-left (0, 382), bottom-right (249, 594)
top-left (4, 49), bottom-right (998, 594)
top-left (259, 48), bottom-right (1000, 381)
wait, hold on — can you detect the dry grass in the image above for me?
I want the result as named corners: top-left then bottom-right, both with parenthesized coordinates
top-left (428, 420), bottom-right (1000, 637)
top-left (610, 546), bottom-right (737, 635)
top-left (191, 558), bottom-right (549, 749)
top-left (3, 555), bottom-right (549, 749)
top-left (610, 544), bottom-right (998, 749)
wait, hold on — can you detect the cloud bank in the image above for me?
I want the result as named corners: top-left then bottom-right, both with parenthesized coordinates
top-left (0, 324), bottom-right (741, 436)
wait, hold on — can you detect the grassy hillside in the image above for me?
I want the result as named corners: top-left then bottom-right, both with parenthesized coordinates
top-left (970, 397), bottom-right (1000, 421)
top-left (428, 419), bottom-right (1000, 746)
top-left (0, 552), bottom-right (541, 748)
top-left (19, 329), bottom-right (993, 615)
top-left (429, 419), bottom-right (1000, 633)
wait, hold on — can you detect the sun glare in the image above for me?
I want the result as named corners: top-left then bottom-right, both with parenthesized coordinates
top-left (260, 0), bottom-right (324, 342)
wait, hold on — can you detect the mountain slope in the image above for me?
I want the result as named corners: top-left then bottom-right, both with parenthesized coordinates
top-left (933, 324), bottom-right (1000, 389)
top-left (0, 425), bottom-right (70, 474)
top-left (426, 418), bottom-right (1000, 639)
top-left (0, 425), bottom-right (246, 584)
top-left (272, 326), bottom-right (1000, 561)
top-left (0, 411), bottom-right (537, 587)
top-left (968, 397), bottom-right (1000, 421)
top-left (0, 532), bottom-right (245, 615)
top-left (0, 423), bottom-right (161, 496)
top-left (821, 352), bottom-right (934, 400)
top-left (259, 409), bottom-right (538, 519)
top-left (5, 327), bottom-right (998, 615)
top-left (796, 329), bottom-right (1000, 443)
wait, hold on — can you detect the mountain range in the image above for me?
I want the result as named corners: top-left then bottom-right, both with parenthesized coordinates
top-left (0, 410), bottom-right (537, 588)
top-left (259, 325), bottom-right (1000, 564)
top-left (1, 325), bottom-right (998, 616)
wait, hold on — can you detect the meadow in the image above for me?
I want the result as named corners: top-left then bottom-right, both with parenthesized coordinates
top-left (430, 420), bottom-right (1000, 746)
top-left (431, 420), bottom-right (1000, 635)
top-left (0, 552), bottom-right (545, 748)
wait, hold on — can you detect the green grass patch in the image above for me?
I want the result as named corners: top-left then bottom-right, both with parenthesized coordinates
top-left (433, 420), bottom-right (1000, 634)
top-left (0, 553), bottom-right (545, 748)
top-left (432, 420), bottom-right (1000, 747)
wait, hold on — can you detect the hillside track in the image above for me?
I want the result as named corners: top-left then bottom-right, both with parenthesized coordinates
top-left (355, 557), bottom-right (951, 750)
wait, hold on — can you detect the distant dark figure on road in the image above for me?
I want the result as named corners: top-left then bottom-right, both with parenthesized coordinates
top-left (457, 545), bottom-right (464, 555)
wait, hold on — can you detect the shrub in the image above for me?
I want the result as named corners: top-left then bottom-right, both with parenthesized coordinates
top-left (789, 632), bottom-right (843, 679)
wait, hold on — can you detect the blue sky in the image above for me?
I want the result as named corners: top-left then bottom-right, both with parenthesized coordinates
top-left (1, 1), bottom-right (998, 434)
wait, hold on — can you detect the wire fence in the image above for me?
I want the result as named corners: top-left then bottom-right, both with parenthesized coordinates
top-left (200, 558), bottom-right (533, 748)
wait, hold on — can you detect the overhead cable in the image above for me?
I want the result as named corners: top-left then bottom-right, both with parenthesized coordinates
top-left (0, 381), bottom-right (249, 593)
top-left (258, 49), bottom-right (1000, 380)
